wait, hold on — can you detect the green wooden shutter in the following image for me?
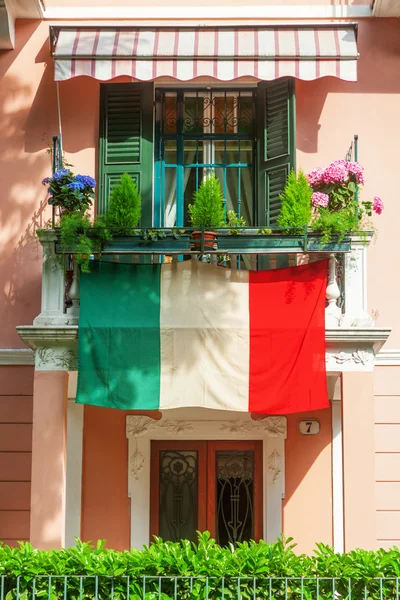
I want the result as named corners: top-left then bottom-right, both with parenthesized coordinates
top-left (257, 78), bottom-right (296, 226)
top-left (98, 82), bottom-right (154, 226)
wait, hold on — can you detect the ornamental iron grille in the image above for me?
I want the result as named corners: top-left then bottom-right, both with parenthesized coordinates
top-left (156, 89), bottom-right (256, 230)
top-left (216, 450), bottom-right (254, 546)
top-left (159, 450), bottom-right (198, 543)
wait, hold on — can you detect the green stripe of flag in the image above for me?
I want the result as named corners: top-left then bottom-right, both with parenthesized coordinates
top-left (76, 261), bottom-right (161, 410)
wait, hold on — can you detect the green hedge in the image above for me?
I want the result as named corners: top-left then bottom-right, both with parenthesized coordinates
top-left (1, 533), bottom-right (400, 600)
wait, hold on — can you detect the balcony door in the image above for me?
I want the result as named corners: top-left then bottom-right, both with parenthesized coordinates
top-left (150, 440), bottom-right (263, 545)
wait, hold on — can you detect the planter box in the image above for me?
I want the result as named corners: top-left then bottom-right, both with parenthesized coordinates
top-left (216, 232), bottom-right (305, 253)
top-left (102, 234), bottom-right (191, 253)
top-left (307, 235), bottom-right (352, 252)
top-left (216, 232), bottom-right (351, 253)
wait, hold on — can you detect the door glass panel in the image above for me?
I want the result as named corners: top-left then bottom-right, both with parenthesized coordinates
top-left (159, 450), bottom-right (198, 542)
top-left (216, 450), bottom-right (254, 546)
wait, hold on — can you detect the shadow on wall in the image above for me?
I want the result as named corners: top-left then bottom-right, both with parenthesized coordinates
top-left (0, 21), bottom-right (59, 345)
top-left (1, 18), bottom-right (400, 347)
top-left (296, 19), bottom-right (400, 154)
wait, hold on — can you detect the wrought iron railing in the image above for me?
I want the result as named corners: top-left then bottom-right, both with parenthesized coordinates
top-left (52, 226), bottom-right (352, 255)
top-left (2, 576), bottom-right (400, 600)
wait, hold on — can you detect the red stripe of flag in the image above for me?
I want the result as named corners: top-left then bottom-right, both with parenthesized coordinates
top-left (248, 259), bottom-right (329, 415)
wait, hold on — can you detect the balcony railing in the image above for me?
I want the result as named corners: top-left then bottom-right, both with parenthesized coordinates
top-left (15, 229), bottom-right (391, 374)
top-left (33, 229), bottom-right (371, 330)
top-left (2, 575), bottom-right (400, 600)
top-left (53, 227), bottom-right (352, 255)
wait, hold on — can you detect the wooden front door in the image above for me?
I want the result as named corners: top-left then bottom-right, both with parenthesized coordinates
top-left (150, 440), bottom-right (263, 544)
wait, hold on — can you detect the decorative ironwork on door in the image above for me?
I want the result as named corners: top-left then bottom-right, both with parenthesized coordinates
top-left (159, 450), bottom-right (198, 542)
top-left (151, 441), bottom-right (262, 545)
top-left (216, 450), bottom-right (254, 546)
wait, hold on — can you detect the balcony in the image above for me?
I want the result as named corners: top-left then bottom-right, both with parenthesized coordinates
top-left (16, 229), bottom-right (390, 374)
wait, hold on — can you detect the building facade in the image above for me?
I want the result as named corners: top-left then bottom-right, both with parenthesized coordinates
top-left (0, 0), bottom-right (400, 554)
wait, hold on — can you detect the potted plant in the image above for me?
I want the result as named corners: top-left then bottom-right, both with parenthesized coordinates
top-left (307, 159), bottom-right (383, 244)
top-left (41, 169), bottom-right (110, 272)
top-left (217, 211), bottom-right (277, 252)
top-left (277, 170), bottom-right (312, 234)
top-left (103, 174), bottom-right (191, 253)
top-left (42, 169), bottom-right (95, 216)
top-left (188, 172), bottom-right (226, 250)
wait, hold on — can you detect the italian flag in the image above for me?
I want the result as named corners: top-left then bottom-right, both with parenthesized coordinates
top-left (77, 259), bottom-right (329, 414)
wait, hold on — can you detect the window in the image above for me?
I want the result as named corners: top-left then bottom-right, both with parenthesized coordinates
top-left (98, 80), bottom-right (295, 228)
top-left (156, 89), bottom-right (255, 227)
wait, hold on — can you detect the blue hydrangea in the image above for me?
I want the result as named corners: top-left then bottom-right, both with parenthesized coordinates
top-left (41, 177), bottom-right (51, 185)
top-left (66, 181), bottom-right (85, 191)
top-left (76, 174), bottom-right (96, 189)
top-left (53, 168), bottom-right (70, 181)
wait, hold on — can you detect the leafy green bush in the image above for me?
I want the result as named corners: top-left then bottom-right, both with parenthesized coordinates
top-left (59, 212), bottom-right (111, 273)
top-left (188, 173), bottom-right (225, 229)
top-left (311, 204), bottom-right (358, 243)
top-left (1, 534), bottom-right (400, 600)
top-left (226, 210), bottom-right (246, 235)
top-left (106, 173), bottom-right (142, 234)
top-left (277, 170), bottom-right (312, 234)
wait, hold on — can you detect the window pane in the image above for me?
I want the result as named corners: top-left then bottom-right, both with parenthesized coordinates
top-left (184, 167), bottom-right (202, 225)
top-left (212, 93), bottom-right (254, 135)
top-left (164, 140), bottom-right (177, 164)
top-left (240, 167), bottom-right (253, 225)
top-left (237, 95), bottom-right (254, 134)
top-left (184, 93), bottom-right (207, 134)
top-left (213, 94), bottom-right (234, 134)
top-left (216, 450), bottom-right (254, 546)
top-left (159, 450), bottom-right (198, 542)
top-left (163, 93), bottom-right (177, 134)
top-left (164, 168), bottom-right (177, 227)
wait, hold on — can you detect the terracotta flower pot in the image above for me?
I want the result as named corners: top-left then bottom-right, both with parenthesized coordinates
top-left (191, 231), bottom-right (217, 250)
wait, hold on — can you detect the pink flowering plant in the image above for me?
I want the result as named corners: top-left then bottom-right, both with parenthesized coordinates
top-left (307, 160), bottom-right (383, 242)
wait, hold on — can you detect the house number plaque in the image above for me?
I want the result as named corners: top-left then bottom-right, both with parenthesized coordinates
top-left (299, 420), bottom-right (320, 435)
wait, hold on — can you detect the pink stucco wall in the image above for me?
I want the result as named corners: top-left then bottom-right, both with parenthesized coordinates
top-left (0, 366), bottom-right (33, 545)
top-left (283, 408), bottom-right (333, 553)
top-left (1, 19), bottom-right (399, 346)
top-left (1, 17), bottom-right (400, 548)
top-left (374, 367), bottom-right (400, 548)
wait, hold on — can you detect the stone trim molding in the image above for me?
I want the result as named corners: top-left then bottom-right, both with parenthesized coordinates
top-left (375, 349), bottom-right (400, 366)
top-left (16, 326), bottom-right (78, 371)
top-left (0, 348), bottom-right (35, 365)
top-left (326, 327), bottom-right (391, 373)
top-left (126, 412), bottom-right (287, 548)
top-left (15, 325), bottom-right (392, 372)
top-left (126, 414), bottom-right (287, 441)
top-left (44, 4), bottom-right (372, 19)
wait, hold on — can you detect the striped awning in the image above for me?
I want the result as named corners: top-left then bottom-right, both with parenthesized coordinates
top-left (51, 25), bottom-right (358, 83)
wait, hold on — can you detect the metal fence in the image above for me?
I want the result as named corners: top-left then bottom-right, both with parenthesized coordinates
top-left (2, 576), bottom-right (400, 600)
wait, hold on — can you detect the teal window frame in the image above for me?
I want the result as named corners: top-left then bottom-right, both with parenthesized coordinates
top-left (154, 87), bottom-right (257, 228)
